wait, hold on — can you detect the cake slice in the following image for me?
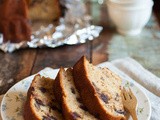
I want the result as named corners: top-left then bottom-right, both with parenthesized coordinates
top-left (24, 75), bottom-right (63, 120)
top-left (73, 56), bottom-right (126, 120)
top-left (53, 68), bottom-right (98, 120)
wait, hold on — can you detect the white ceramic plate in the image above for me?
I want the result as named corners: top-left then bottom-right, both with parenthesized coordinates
top-left (1, 67), bottom-right (151, 120)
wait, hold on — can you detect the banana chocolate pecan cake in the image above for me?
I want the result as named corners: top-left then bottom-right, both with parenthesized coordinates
top-left (24, 56), bottom-right (127, 120)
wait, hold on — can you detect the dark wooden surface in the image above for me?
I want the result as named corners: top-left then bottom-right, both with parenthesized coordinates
top-left (0, 44), bottom-right (92, 94)
top-left (0, 2), bottom-right (160, 95)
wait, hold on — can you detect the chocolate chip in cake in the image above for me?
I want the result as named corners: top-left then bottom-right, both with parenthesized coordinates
top-left (51, 105), bottom-right (62, 113)
top-left (79, 104), bottom-right (88, 111)
top-left (76, 97), bottom-right (82, 103)
top-left (115, 109), bottom-right (126, 115)
top-left (42, 115), bottom-right (57, 120)
top-left (71, 87), bottom-right (76, 94)
top-left (50, 105), bottom-right (58, 111)
top-left (72, 112), bottom-right (82, 119)
top-left (39, 87), bottom-right (47, 93)
top-left (30, 87), bottom-right (35, 92)
top-left (99, 93), bottom-right (109, 104)
top-left (35, 98), bottom-right (45, 106)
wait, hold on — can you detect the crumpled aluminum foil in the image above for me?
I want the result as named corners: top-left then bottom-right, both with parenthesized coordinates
top-left (0, 0), bottom-right (103, 53)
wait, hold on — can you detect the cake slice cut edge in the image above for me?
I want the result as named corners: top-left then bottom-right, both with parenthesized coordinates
top-left (73, 56), bottom-right (126, 120)
top-left (24, 74), bottom-right (63, 120)
top-left (53, 67), bottom-right (98, 120)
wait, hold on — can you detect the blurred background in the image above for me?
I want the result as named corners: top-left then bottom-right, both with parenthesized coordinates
top-left (82, 0), bottom-right (160, 76)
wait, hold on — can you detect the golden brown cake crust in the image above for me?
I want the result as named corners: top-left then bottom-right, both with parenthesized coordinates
top-left (24, 75), bottom-right (41, 120)
top-left (24, 96), bottom-right (40, 120)
top-left (53, 68), bottom-right (75, 120)
top-left (73, 56), bottom-right (126, 120)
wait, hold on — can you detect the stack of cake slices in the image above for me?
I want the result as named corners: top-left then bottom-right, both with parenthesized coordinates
top-left (24, 56), bottom-right (126, 120)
